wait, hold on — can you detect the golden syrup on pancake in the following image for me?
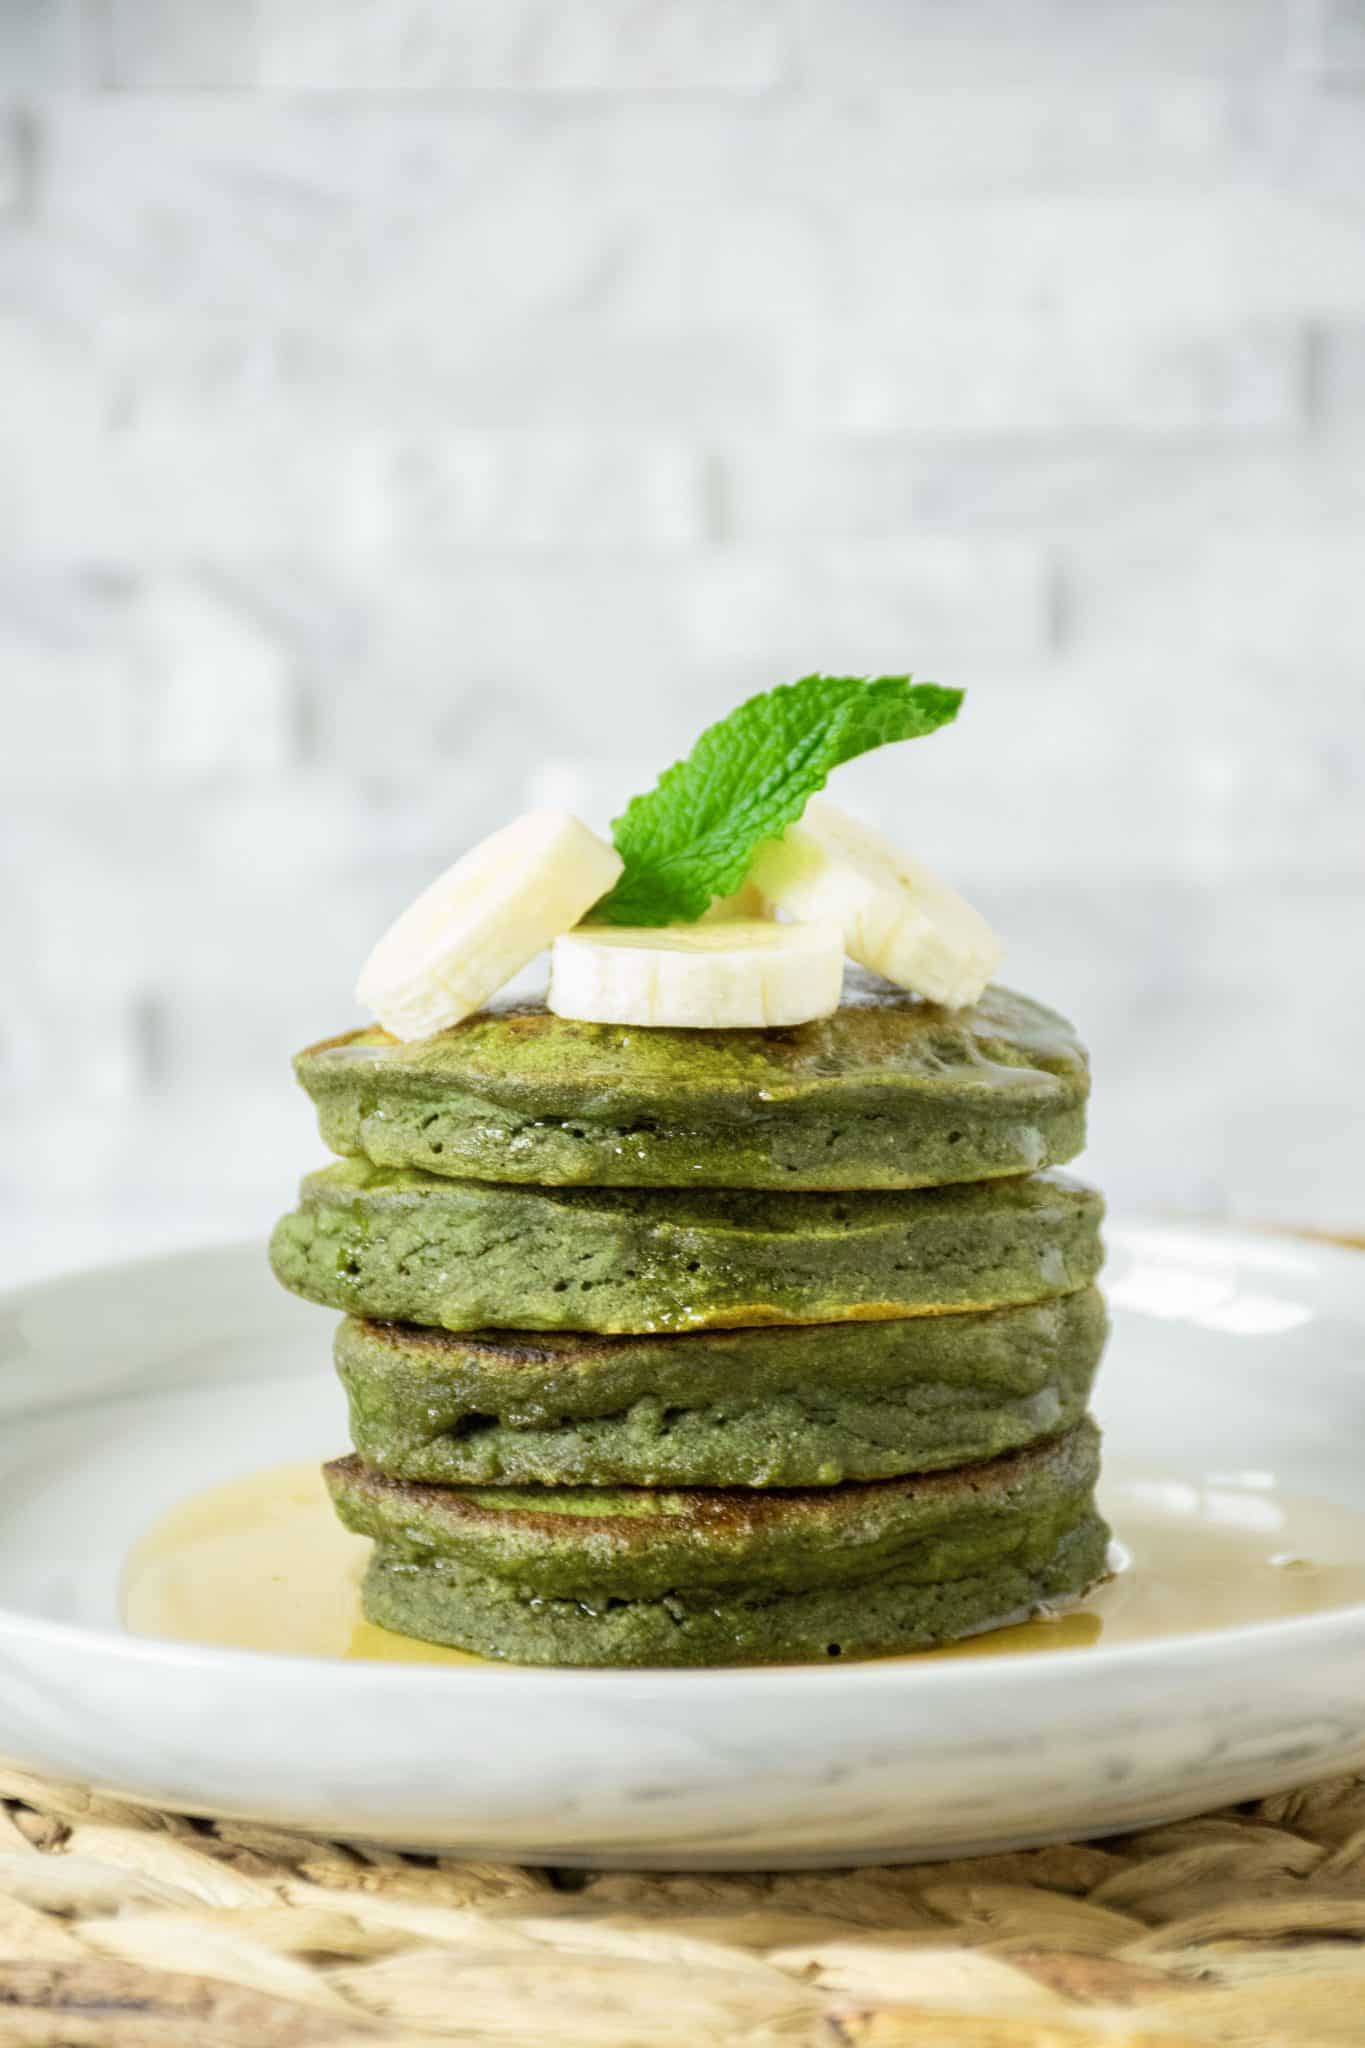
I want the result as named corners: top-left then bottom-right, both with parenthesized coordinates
top-left (121, 1461), bottom-right (1365, 1668)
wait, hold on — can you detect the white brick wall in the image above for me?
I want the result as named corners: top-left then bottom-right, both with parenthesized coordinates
top-left (1295, 0), bottom-right (1365, 77)
top-left (1, 0), bottom-right (1363, 1279)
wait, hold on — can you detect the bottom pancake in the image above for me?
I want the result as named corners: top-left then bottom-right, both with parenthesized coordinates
top-left (326, 1419), bottom-right (1108, 1667)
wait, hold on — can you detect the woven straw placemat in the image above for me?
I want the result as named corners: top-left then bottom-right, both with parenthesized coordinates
top-left (0, 1767), bottom-right (1363, 2046)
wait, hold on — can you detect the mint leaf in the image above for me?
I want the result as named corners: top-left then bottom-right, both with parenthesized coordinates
top-left (596, 675), bottom-right (962, 926)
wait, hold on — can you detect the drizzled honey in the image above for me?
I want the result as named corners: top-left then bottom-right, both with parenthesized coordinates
top-left (121, 1461), bottom-right (1365, 1668)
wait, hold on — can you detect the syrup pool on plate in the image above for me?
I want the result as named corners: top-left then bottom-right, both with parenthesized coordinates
top-left (120, 1461), bottom-right (1365, 1667)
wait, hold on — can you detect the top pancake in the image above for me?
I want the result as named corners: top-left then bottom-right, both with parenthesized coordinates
top-left (297, 970), bottom-right (1088, 1191)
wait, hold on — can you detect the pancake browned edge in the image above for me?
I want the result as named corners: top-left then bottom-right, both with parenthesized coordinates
top-left (335, 1288), bottom-right (1108, 1488)
top-left (294, 971), bottom-right (1089, 1191)
top-left (326, 1418), bottom-right (1109, 1667)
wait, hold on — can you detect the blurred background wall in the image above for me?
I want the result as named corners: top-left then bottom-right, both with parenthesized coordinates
top-left (3, 0), bottom-right (1364, 1278)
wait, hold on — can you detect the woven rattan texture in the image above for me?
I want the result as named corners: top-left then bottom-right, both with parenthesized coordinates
top-left (0, 1769), bottom-right (1362, 2045)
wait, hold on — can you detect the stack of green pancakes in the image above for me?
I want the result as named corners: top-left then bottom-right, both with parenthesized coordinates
top-left (270, 969), bottom-right (1110, 1666)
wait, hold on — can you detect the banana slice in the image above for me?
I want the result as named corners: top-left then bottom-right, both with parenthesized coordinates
top-left (548, 919), bottom-right (845, 1029)
top-left (357, 810), bottom-right (623, 1041)
top-left (748, 799), bottom-right (1001, 1009)
top-left (699, 877), bottom-right (766, 922)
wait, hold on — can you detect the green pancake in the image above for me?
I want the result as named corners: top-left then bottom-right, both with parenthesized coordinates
top-left (271, 1163), bottom-right (1104, 1335)
top-left (296, 974), bottom-right (1087, 1191)
top-left (335, 1288), bottom-right (1107, 1488)
top-left (326, 1419), bottom-right (1108, 1666)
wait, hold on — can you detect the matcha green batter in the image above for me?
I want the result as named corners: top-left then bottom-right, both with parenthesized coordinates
top-left (326, 1419), bottom-right (1108, 1666)
top-left (335, 1287), bottom-right (1106, 1487)
top-left (271, 1163), bottom-right (1104, 1334)
top-left (296, 973), bottom-right (1088, 1191)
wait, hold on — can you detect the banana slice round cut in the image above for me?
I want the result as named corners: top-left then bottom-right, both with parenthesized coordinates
top-left (748, 799), bottom-right (1002, 1010)
top-left (548, 919), bottom-right (845, 1029)
top-left (357, 810), bottom-right (623, 1041)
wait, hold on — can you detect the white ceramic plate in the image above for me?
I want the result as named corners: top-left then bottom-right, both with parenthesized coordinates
top-left (1, 1222), bottom-right (1363, 1869)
